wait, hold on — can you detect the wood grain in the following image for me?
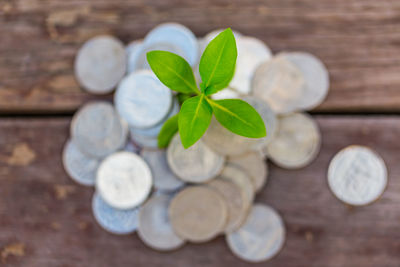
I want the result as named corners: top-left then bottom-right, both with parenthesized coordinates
top-left (0, 116), bottom-right (399, 266)
top-left (1, 0), bottom-right (400, 113)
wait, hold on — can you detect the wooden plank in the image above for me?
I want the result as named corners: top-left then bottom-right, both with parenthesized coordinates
top-left (0, 116), bottom-right (399, 266)
top-left (1, 0), bottom-right (400, 113)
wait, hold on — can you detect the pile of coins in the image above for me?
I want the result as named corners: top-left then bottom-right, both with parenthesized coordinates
top-left (64, 22), bottom-right (342, 262)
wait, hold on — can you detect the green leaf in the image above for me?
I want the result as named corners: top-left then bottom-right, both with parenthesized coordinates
top-left (147, 51), bottom-right (199, 94)
top-left (199, 28), bottom-right (237, 95)
top-left (177, 93), bottom-right (192, 105)
top-left (178, 94), bottom-right (213, 148)
top-left (208, 99), bottom-right (266, 138)
top-left (158, 114), bottom-right (179, 148)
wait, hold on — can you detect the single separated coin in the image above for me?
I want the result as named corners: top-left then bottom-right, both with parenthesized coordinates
top-left (226, 204), bottom-right (285, 263)
top-left (229, 36), bottom-right (272, 95)
top-left (167, 134), bottom-right (225, 183)
top-left (138, 194), bottom-right (185, 251)
top-left (70, 101), bottom-right (128, 158)
top-left (328, 145), bottom-right (387, 206)
top-left (169, 186), bottom-right (228, 243)
top-left (145, 23), bottom-right (199, 66)
top-left (62, 139), bottom-right (101, 186)
top-left (115, 70), bottom-right (172, 129)
top-left (266, 113), bottom-right (321, 169)
top-left (141, 149), bottom-right (185, 192)
top-left (280, 52), bottom-right (329, 111)
top-left (96, 151), bottom-right (152, 209)
top-left (207, 178), bottom-right (246, 233)
top-left (229, 152), bottom-right (268, 193)
top-left (75, 35), bottom-right (126, 94)
top-left (92, 192), bottom-right (139, 235)
top-left (252, 55), bottom-right (305, 114)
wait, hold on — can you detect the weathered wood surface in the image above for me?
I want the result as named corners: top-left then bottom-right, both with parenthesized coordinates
top-left (1, 0), bottom-right (400, 112)
top-left (0, 116), bottom-right (399, 267)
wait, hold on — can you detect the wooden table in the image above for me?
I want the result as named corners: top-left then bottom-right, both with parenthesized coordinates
top-left (1, 0), bottom-right (400, 266)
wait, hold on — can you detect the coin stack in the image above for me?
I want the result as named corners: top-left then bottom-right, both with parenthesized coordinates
top-left (63, 22), bottom-right (330, 263)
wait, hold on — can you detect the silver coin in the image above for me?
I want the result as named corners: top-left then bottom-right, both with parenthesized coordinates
top-left (96, 151), bottom-right (152, 209)
top-left (229, 36), bottom-right (272, 95)
top-left (145, 23), bottom-right (198, 66)
top-left (328, 146), bottom-right (387, 206)
top-left (62, 139), bottom-right (101, 186)
top-left (130, 97), bottom-right (179, 138)
top-left (138, 194), bottom-right (185, 251)
top-left (226, 204), bottom-right (285, 262)
top-left (167, 134), bottom-right (225, 183)
top-left (252, 55), bottom-right (305, 114)
top-left (75, 35), bottom-right (126, 94)
top-left (141, 149), bottom-right (185, 192)
top-left (92, 192), bottom-right (139, 235)
top-left (71, 101), bottom-right (128, 158)
top-left (229, 152), bottom-right (268, 193)
top-left (266, 113), bottom-right (321, 169)
top-left (242, 96), bottom-right (278, 148)
top-left (130, 132), bottom-right (159, 149)
top-left (115, 70), bottom-right (172, 129)
top-left (126, 39), bottom-right (144, 73)
top-left (281, 52), bottom-right (329, 111)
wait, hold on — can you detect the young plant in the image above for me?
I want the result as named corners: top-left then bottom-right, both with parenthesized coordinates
top-left (147, 28), bottom-right (266, 149)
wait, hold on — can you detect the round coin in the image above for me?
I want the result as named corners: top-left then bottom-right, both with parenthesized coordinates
top-left (230, 36), bottom-right (272, 94)
top-left (169, 186), bottom-right (228, 242)
top-left (229, 152), bottom-right (268, 193)
top-left (92, 192), bottom-right (139, 235)
top-left (167, 134), bottom-right (225, 183)
top-left (145, 23), bottom-right (198, 66)
top-left (226, 204), bottom-right (285, 262)
top-left (266, 113), bottom-right (321, 169)
top-left (252, 55), bottom-right (305, 114)
top-left (207, 178), bottom-right (246, 233)
top-left (281, 52), bottom-right (329, 111)
top-left (141, 149), bottom-right (185, 192)
top-left (75, 35), bottom-right (126, 94)
top-left (96, 151), bottom-right (152, 209)
top-left (138, 194), bottom-right (185, 251)
top-left (62, 139), bottom-right (101, 186)
top-left (71, 101), bottom-right (128, 158)
top-left (115, 70), bottom-right (172, 129)
top-left (327, 145), bottom-right (387, 206)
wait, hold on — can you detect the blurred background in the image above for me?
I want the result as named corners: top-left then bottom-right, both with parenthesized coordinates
top-left (1, 0), bottom-right (400, 266)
